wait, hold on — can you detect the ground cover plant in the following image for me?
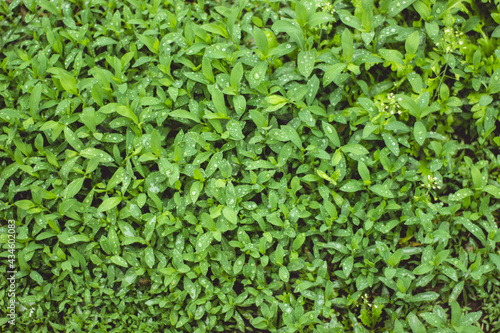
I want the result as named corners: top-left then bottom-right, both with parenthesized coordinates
top-left (1, 0), bottom-right (500, 331)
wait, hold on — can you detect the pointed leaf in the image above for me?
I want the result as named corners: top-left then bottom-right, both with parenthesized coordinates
top-left (297, 50), bottom-right (316, 78)
top-left (97, 197), bottom-right (122, 212)
top-left (369, 184), bottom-right (395, 198)
top-left (414, 121), bottom-right (427, 146)
top-left (382, 132), bottom-right (400, 156)
top-left (322, 121), bottom-right (340, 147)
top-left (323, 63), bottom-right (347, 86)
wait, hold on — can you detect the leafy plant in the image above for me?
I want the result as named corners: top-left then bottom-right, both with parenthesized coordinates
top-left (0, 0), bottom-right (499, 331)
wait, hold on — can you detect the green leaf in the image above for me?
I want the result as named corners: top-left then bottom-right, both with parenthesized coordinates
top-left (342, 29), bottom-right (354, 62)
top-left (389, 0), bottom-right (417, 18)
top-left (58, 233), bottom-right (90, 245)
top-left (279, 265), bottom-right (290, 282)
top-left (80, 148), bottom-right (114, 163)
top-left (459, 311), bottom-right (482, 326)
top-left (201, 23), bottom-right (228, 38)
top-left (30, 271), bottom-right (44, 285)
top-left (407, 72), bottom-right (423, 93)
top-left (97, 197), bottom-right (122, 212)
top-left (249, 110), bottom-right (268, 128)
top-left (275, 244), bottom-right (284, 266)
top-left (323, 63), bottom-right (347, 87)
top-left (63, 177), bottom-right (85, 199)
top-left (64, 127), bottom-right (84, 152)
top-left (282, 125), bottom-right (302, 150)
top-left (398, 94), bottom-right (419, 117)
top-left (253, 27), bottom-right (269, 55)
top-left (413, 121), bottom-right (427, 146)
top-left (405, 31), bottom-right (420, 54)
top-left (136, 33), bottom-right (159, 54)
top-left (407, 312), bottom-right (427, 333)
top-left (30, 83), bottom-right (42, 116)
top-left (169, 109), bottom-right (200, 123)
top-left (342, 256), bottom-right (354, 278)
top-left (340, 180), bottom-right (363, 192)
top-left (226, 120), bottom-right (244, 140)
top-left (369, 184), bottom-right (395, 198)
top-left (322, 121), bottom-right (340, 147)
top-left (292, 233), bottom-right (306, 250)
top-left (212, 86), bottom-right (227, 116)
top-left (230, 62), bottom-right (244, 92)
top-left (388, 249), bottom-right (402, 266)
top-left (202, 56), bottom-right (214, 83)
top-left (409, 291), bottom-right (439, 302)
top-left (272, 20), bottom-right (305, 50)
top-left (190, 181), bottom-right (202, 204)
top-left (420, 313), bottom-right (445, 328)
top-left (342, 143), bottom-right (369, 155)
top-left (451, 302), bottom-right (462, 327)
top-left (107, 228), bottom-right (120, 255)
top-left (223, 206), bottom-right (238, 224)
top-left (358, 161), bottom-right (371, 184)
top-left (483, 185), bottom-right (500, 198)
top-left (449, 189), bottom-right (473, 201)
top-left (151, 129), bottom-right (162, 156)
top-left (233, 254), bottom-right (245, 275)
top-left (99, 103), bottom-right (138, 125)
top-left (363, 122), bottom-right (378, 138)
top-left (448, 281), bottom-right (464, 304)
top-left (196, 232), bottom-right (214, 253)
top-left (337, 10), bottom-right (363, 31)
top-left (382, 132), bottom-right (399, 156)
top-left (250, 317), bottom-right (268, 330)
top-left (295, 1), bottom-right (307, 26)
top-left (307, 12), bottom-right (334, 29)
top-left (413, 263), bottom-right (434, 275)
top-left (144, 247), bottom-right (155, 268)
top-left (455, 217), bottom-right (486, 244)
top-left (471, 164), bottom-right (482, 189)
top-left (110, 255), bottom-right (128, 267)
top-left (248, 61), bottom-right (268, 88)
top-left (297, 50), bottom-right (316, 78)
top-left (47, 67), bottom-right (78, 95)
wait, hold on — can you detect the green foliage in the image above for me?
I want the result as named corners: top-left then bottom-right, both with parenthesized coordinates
top-left (1, 0), bottom-right (500, 331)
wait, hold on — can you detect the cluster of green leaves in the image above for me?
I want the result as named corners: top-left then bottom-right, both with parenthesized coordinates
top-left (1, 0), bottom-right (500, 331)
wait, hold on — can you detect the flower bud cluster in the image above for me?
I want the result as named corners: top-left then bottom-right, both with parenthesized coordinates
top-left (436, 27), bottom-right (468, 53)
top-left (320, 0), bottom-right (335, 14)
top-left (379, 92), bottom-right (402, 115)
top-left (420, 174), bottom-right (442, 190)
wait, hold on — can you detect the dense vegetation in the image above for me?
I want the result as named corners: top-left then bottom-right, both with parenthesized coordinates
top-left (1, 0), bottom-right (500, 331)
